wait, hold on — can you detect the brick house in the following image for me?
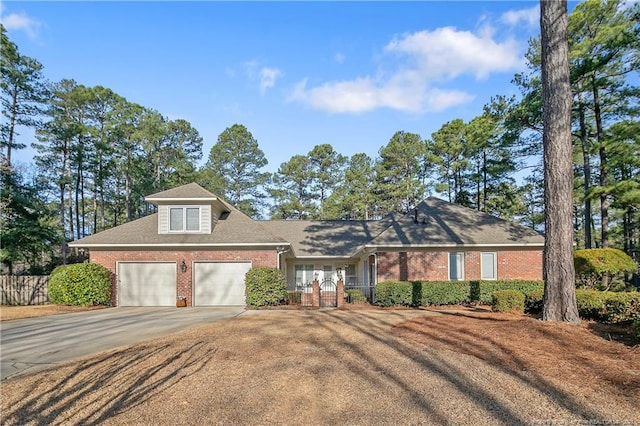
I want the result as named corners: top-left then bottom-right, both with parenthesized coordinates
top-left (70, 183), bottom-right (543, 307)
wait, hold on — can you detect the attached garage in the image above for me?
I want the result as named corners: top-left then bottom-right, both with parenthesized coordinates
top-left (118, 262), bottom-right (177, 306)
top-left (193, 261), bottom-right (251, 306)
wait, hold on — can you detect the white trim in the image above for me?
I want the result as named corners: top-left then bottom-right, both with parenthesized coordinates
top-left (145, 197), bottom-right (219, 202)
top-left (364, 243), bottom-right (543, 249)
top-left (480, 252), bottom-right (498, 280)
top-left (69, 242), bottom-right (289, 248)
top-left (448, 252), bottom-right (465, 281)
top-left (168, 205), bottom-right (201, 233)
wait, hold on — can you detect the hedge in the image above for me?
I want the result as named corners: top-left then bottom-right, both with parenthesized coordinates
top-left (634, 320), bottom-right (640, 343)
top-left (345, 289), bottom-right (367, 304)
top-left (491, 290), bottom-right (525, 313)
top-left (375, 280), bottom-right (543, 307)
top-left (376, 281), bottom-right (413, 306)
top-left (48, 262), bottom-right (112, 306)
top-left (245, 267), bottom-right (288, 307)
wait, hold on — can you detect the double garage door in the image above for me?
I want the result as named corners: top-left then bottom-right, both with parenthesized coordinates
top-left (117, 261), bottom-right (251, 306)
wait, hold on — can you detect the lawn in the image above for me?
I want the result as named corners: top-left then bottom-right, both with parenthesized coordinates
top-left (1, 306), bottom-right (638, 425)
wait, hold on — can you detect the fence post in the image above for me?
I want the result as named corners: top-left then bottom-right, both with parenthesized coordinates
top-left (312, 279), bottom-right (320, 308)
top-left (336, 279), bottom-right (345, 308)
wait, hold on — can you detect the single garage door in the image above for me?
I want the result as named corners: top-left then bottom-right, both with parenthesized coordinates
top-left (193, 262), bottom-right (251, 306)
top-left (118, 262), bottom-right (176, 306)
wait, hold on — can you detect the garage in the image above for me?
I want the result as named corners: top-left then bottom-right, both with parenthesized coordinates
top-left (118, 262), bottom-right (177, 306)
top-left (193, 261), bottom-right (251, 306)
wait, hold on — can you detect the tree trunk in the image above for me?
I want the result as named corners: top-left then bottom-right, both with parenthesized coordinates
top-left (592, 80), bottom-right (608, 249)
top-left (578, 102), bottom-right (592, 249)
top-left (540, 0), bottom-right (580, 323)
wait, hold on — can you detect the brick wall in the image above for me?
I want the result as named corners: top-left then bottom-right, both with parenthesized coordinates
top-left (376, 249), bottom-right (542, 282)
top-left (90, 249), bottom-right (277, 306)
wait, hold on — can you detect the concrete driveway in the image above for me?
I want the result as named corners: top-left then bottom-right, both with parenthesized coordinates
top-left (0, 307), bottom-right (245, 380)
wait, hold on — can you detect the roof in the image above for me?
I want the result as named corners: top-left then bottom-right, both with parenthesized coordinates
top-left (261, 218), bottom-right (392, 258)
top-left (69, 201), bottom-right (287, 248)
top-left (145, 183), bottom-right (220, 203)
top-left (367, 197), bottom-right (544, 248)
top-left (70, 182), bottom-right (543, 252)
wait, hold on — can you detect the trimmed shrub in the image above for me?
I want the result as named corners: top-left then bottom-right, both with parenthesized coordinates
top-left (418, 281), bottom-right (470, 305)
top-left (602, 292), bottom-right (640, 323)
top-left (245, 267), bottom-right (288, 307)
top-left (575, 289), bottom-right (607, 320)
top-left (48, 262), bottom-right (112, 306)
top-left (346, 289), bottom-right (367, 304)
top-left (524, 288), bottom-right (544, 314)
top-left (473, 280), bottom-right (544, 304)
top-left (376, 281), bottom-right (413, 306)
top-left (574, 248), bottom-right (638, 290)
top-left (491, 290), bottom-right (525, 313)
top-left (633, 320), bottom-right (640, 343)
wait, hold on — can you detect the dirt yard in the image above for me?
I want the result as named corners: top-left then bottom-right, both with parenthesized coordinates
top-left (1, 307), bottom-right (638, 425)
top-left (0, 305), bottom-right (106, 321)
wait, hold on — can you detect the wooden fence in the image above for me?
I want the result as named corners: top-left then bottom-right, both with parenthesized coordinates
top-left (1, 275), bottom-right (49, 305)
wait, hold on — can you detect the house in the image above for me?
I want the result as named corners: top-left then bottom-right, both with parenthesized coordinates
top-left (69, 183), bottom-right (544, 307)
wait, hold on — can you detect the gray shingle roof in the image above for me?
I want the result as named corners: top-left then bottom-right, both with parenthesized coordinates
top-left (260, 218), bottom-right (392, 258)
top-left (367, 197), bottom-right (544, 247)
top-left (145, 183), bottom-right (219, 201)
top-left (69, 202), bottom-right (287, 247)
top-left (70, 181), bottom-right (542, 252)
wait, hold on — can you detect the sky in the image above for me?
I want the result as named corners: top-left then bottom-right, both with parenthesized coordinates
top-left (2, 1), bottom-right (570, 175)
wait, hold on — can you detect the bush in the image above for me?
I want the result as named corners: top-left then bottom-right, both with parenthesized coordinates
top-left (345, 289), bottom-right (367, 304)
top-left (633, 320), bottom-right (640, 343)
top-left (524, 289), bottom-right (544, 314)
top-left (48, 262), bottom-right (112, 306)
top-left (491, 290), bottom-right (525, 313)
top-left (602, 292), bottom-right (640, 323)
top-left (472, 280), bottom-right (544, 304)
top-left (418, 281), bottom-right (470, 305)
top-left (244, 267), bottom-right (288, 307)
top-left (376, 281), bottom-right (413, 306)
top-left (575, 289), bottom-right (607, 320)
top-left (574, 248), bottom-right (638, 290)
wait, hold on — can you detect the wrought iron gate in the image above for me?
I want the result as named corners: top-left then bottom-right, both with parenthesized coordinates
top-left (320, 278), bottom-right (337, 307)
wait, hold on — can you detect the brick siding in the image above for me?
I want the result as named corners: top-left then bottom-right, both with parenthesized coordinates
top-left (90, 249), bottom-right (277, 306)
top-left (376, 249), bottom-right (542, 282)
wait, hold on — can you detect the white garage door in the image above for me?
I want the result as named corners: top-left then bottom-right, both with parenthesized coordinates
top-left (118, 262), bottom-right (176, 306)
top-left (193, 262), bottom-right (251, 306)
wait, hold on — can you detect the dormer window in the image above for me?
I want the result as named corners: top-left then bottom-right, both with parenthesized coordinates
top-left (169, 207), bottom-right (200, 232)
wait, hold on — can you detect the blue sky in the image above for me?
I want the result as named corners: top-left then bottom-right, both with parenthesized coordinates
top-left (3, 1), bottom-right (557, 174)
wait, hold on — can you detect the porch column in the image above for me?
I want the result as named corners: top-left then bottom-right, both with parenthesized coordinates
top-left (312, 279), bottom-right (320, 307)
top-left (337, 279), bottom-right (345, 308)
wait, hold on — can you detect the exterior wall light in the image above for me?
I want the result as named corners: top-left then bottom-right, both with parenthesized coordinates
top-left (181, 260), bottom-right (187, 273)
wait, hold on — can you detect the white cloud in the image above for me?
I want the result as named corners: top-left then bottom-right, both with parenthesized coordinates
top-left (289, 26), bottom-right (524, 114)
top-left (0, 9), bottom-right (42, 40)
top-left (384, 27), bottom-right (524, 80)
top-left (425, 88), bottom-right (475, 112)
top-left (259, 67), bottom-right (282, 94)
top-left (500, 5), bottom-right (539, 28)
top-left (243, 61), bottom-right (282, 94)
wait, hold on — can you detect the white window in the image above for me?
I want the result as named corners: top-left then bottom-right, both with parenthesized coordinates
top-left (345, 264), bottom-right (357, 284)
top-left (449, 252), bottom-right (465, 281)
top-left (295, 264), bottom-right (314, 288)
top-left (481, 252), bottom-right (497, 280)
top-left (169, 207), bottom-right (200, 232)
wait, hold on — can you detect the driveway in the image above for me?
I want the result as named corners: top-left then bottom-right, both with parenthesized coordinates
top-left (0, 307), bottom-right (245, 380)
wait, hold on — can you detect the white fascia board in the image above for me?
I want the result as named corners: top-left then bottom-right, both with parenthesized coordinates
top-left (68, 242), bottom-right (290, 248)
top-left (293, 255), bottom-right (354, 259)
top-left (364, 242), bottom-right (544, 249)
top-left (145, 197), bottom-right (218, 202)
